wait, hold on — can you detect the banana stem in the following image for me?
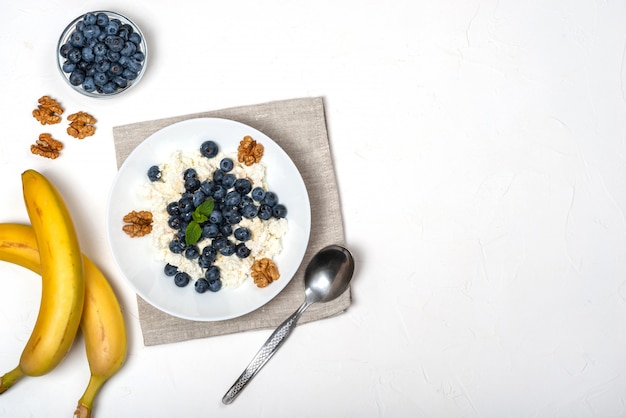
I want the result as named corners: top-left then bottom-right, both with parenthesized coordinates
top-left (0, 366), bottom-right (24, 394)
top-left (73, 374), bottom-right (106, 418)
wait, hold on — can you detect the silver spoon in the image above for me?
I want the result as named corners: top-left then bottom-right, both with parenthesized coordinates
top-left (222, 244), bottom-right (355, 404)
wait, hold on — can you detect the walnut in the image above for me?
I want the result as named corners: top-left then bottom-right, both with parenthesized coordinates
top-left (237, 135), bottom-right (264, 166)
top-left (32, 95), bottom-right (64, 125)
top-left (30, 133), bottom-right (63, 159)
top-left (122, 210), bottom-right (153, 237)
top-left (67, 111), bottom-right (97, 139)
top-left (251, 258), bottom-right (280, 288)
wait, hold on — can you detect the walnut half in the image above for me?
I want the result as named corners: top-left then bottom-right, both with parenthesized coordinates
top-left (122, 210), bottom-right (153, 237)
top-left (237, 135), bottom-right (264, 166)
top-left (251, 258), bottom-right (280, 288)
top-left (30, 133), bottom-right (63, 159)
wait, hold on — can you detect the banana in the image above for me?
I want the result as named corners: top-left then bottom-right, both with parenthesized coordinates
top-left (0, 223), bottom-right (127, 418)
top-left (0, 170), bottom-right (85, 391)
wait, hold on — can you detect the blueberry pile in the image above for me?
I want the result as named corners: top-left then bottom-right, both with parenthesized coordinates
top-left (59, 11), bottom-right (145, 95)
top-left (149, 140), bottom-right (288, 293)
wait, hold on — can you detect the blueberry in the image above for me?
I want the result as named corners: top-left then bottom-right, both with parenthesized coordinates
top-left (241, 203), bottom-right (258, 219)
top-left (94, 58), bottom-right (110, 73)
top-left (112, 75), bottom-right (128, 88)
top-left (147, 165), bottom-right (161, 181)
top-left (129, 32), bottom-right (142, 45)
top-left (80, 47), bottom-right (94, 62)
top-left (224, 208), bottom-right (242, 224)
top-left (122, 68), bottom-right (138, 80)
top-left (183, 168), bottom-right (197, 179)
top-left (200, 140), bottom-right (218, 158)
top-left (70, 31), bottom-right (85, 47)
top-left (272, 204), bottom-right (287, 219)
top-left (212, 236), bottom-right (227, 250)
top-left (167, 201), bottom-right (180, 216)
top-left (213, 169), bottom-right (225, 184)
top-left (133, 51), bottom-right (146, 61)
top-left (62, 61), bottom-right (76, 73)
top-left (93, 71), bottom-right (108, 86)
top-left (220, 158), bottom-right (234, 172)
top-left (195, 278), bottom-right (210, 293)
top-left (93, 42), bottom-right (107, 56)
top-left (220, 223), bottom-right (233, 237)
top-left (197, 254), bottom-right (212, 269)
top-left (83, 25), bottom-right (100, 39)
top-left (234, 178), bottom-right (252, 195)
top-left (174, 272), bottom-right (190, 287)
top-left (82, 77), bottom-right (96, 92)
top-left (169, 239), bottom-right (186, 254)
top-left (205, 265), bottom-right (220, 281)
top-left (220, 241), bottom-right (236, 256)
top-left (236, 243), bottom-right (251, 258)
top-left (105, 20), bottom-right (120, 35)
top-left (202, 246), bottom-right (218, 260)
top-left (96, 12), bottom-right (109, 26)
top-left (184, 177), bottom-right (201, 192)
top-left (262, 192), bottom-right (278, 207)
top-left (251, 187), bottom-right (266, 201)
top-left (167, 215), bottom-right (183, 230)
top-left (221, 173), bottom-right (236, 189)
top-left (202, 223), bottom-right (219, 239)
top-left (59, 43), bottom-right (71, 58)
top-left (225, 191), bottom-right (241, 207)
top-left (258, 204), bottom-right (273, 220)
top-left (192, 190), bottom-right (206, 208)
top-left (181, 211), bottom-right (193, 223)
top-left (68, 48), bottom-right (82, 63)
top-left (126, 57), bottom-right (143, 72)
top-left (101, 82), bottom-right (117, 94)
top-left (208, 278), bottom-right (222, 292)
top-left (83, 12), bottom-right (97, 26)
top-left (120, 41), bottom-right (136, 56)
top-left (200, 180), bottom-right (215, 196)
top-left (164, 263), bottom-right (178, 276)
top-left (234, 227), bottom-right (251, 241)
top-left (178, 196), bottom-right (194, 213)
top-left (184, 245), bottom-right (200, 260)
top-left (105, 35), bottom-right (124, 52)
top-left (106, 49), bottom-right (121, 63)
top-left (209, 209), bottom-right (223, 224)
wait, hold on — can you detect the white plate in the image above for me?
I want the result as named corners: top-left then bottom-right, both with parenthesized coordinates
top-left (106, 118), bottom-right (311, 321)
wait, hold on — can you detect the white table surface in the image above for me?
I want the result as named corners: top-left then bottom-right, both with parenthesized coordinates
top-left (1, 0), bottom-right (626, 417)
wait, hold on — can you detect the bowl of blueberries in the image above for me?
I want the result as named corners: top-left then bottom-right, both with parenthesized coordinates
top-left (57, 11), bottom-right (147, 97)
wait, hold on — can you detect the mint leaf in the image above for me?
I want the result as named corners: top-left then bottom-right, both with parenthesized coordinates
top-left (185, 221), bottom-right (202, 246)
top-left (197, 199), bottom-right (214, 217)
top-left (192, 211), bottom-right (208, 224)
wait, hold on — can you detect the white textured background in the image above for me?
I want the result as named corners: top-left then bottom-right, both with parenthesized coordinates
top-left (1, 0), bottom-right (626, 417)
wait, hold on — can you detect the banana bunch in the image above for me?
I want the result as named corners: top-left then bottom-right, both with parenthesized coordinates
top-left (0, 170), bottom-right (127, 418)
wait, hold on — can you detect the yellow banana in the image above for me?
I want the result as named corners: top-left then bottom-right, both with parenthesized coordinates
top-left (0, 223), bottom-right (127, 418)
top-left (0, 170), bottom-right (85, 391)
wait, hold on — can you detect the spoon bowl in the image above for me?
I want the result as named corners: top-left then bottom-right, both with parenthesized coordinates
top-left (222, 244), bottom-right (354, 404)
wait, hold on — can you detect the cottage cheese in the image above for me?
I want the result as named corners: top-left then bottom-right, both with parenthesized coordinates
top-left (142, 148), bottom-right (288, 288)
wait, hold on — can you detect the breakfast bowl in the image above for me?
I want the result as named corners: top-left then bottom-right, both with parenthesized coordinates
top-left (57, 11), bottom-right (148, 98)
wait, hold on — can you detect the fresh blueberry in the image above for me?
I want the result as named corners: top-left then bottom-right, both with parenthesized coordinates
top-left (220, 158), bottom-right (234, 172)
top-left (209, 209), bottom-right (223, 224)
top-left (200, 180), bottom-right (215, 195)
top-left (208, 278), bottom-right (222, 292)
top-left (241, 203), bottom-right (258, 219)
top-left (105, 35), bottom-right (124, 52)
top-left (93, 71), bottom-right (108, 86)
top-left (164, 263), bottom-right (178, 276)
top-left (184, 245), bottom-right (200, 260)
top-left (184, 168), bottom-right (197, 179)
top-left (195, 278), bottom-right (210, 293)
top-left (94, 58), bottom-right (110, 73)
top-left (96, 12), bottom-right (109, 26)
top-left (234, 178), bottom-right (252, 195)
top-left (93, 42), bottom-right (107, 56)
top-left (68, 48), bottom-right (82, 63)
top-left (251, 187), bottom-right (266, 201)
top-left (120, 41), bottom-right (136, 57)
top-left (213, 169), bottom-right (225, 184)
top-left (262, 191), bottom-right (278, 207)
top-left (234, 227), bottom-right (251, 241)
top-left (221, 173), bottom-right (236, 189)
top-left (224, 208), bottom-right (242, 224)
top-left (174, 272), bottom-right (190, 287)
top-left (202, 223), bottom-right (219, 239)
top-left (184, 177), bottom-right (201, 192)
top-left (147, 165), bottom-right (161, 181)
top-left (272, 204), bottom-right (287, 218)
top-left (133, 51), bottom-right (145, 61)
top-left (101, 82), bottom-right (117, 94)
top-left (220, 241), bottom-right (236, 256)
top-left (211, 236), bottom-right (227, 250)
top-left (178, 196), bottom-right (194, 213)
top-left (106, 49), bottom-right (121, 63)
top-left (236, 243), bottom-right (251, 258)
top-left (62, 61), bottom-right (76, 73)
top-left (112, 75), bottom-right (128, 88)
top-left (70, 31), bottom-right (85, 47)
top-left (169, 239), bottom-right (186, 254)
top-left (122, 68), bottom-right (138, 80)
top-left (105, 20), bottom-right (120, 35)
top-left (167, 201), bottom-right (180, 216)
top-left (258, 204), bottom-right (273, 220)
top-left (202, 246), bottom-right (218, 262)
top-left (205, 265), bottom-right (220, 281)
top-left (200, 140), bottom-right (218, 158)
top-left (83, 12), bottom-right (97, 26)
top-left (168, 215), bottom-right (183, 230)
top-left (59, 43), bottom-right (72, 58)
top-left (225, 191), bottom-right (241, 207)
top-left (81, 47), bottom-right (95, 62)
top-left (192, 190), bottom-right (206, 208)
top-left (82, 77), bottom-right (96, 92)
top-left (83, 24), bottom-right (100, 39)
top-left (220, 223), bottom-right (233, 237)
top-left (197, 254), bottom-right (212, 269)
top-left (129, 32), bottom-right (142, 45)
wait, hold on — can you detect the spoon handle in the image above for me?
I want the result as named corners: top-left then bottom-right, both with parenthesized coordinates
top-left (222, 302), bottom-right (310, 404)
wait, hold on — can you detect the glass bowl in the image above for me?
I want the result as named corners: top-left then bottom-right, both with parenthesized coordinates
top-left (57, 11), bottom-right (148, 98)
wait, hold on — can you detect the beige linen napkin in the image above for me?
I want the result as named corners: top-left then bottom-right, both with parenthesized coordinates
top-left (112, 97), bottom-right (350, 346)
